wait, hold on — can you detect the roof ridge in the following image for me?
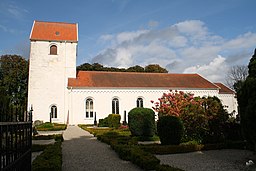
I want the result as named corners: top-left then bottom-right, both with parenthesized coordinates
top-left (77, 70), bottom-right (198, 75)
top-left (34, 20), bottom-right (77, 25)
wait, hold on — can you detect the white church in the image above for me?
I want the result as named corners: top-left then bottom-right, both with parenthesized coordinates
top-left (28, 21), bottom-right (238, 125)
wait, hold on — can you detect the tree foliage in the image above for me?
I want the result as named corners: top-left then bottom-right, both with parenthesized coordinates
top-left (128, 108), bottom-right (156, 137)
top-left (152, 90), bottom-right (230, 143)
top-left (127, 65), bottom-right (145, 72)
top-left (238, 49), bottom-right (256, 151)
top-left (157, 115), bottom-right (184, 145)
top-left (151, 90), bottom-right (201, 117)
top-left (77, 62), bottom-right (168, 73)
top-left (0, 55), bottom-right (28, 105)
top-left (144, 64), bottom-right (168, 73)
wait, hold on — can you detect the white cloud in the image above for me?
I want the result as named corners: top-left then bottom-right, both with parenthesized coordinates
top-left (99, 34), bottom-right (113, 41)
top-left (224, 32), bottom-right (256, 50)
top-left (92, 20), bottom-right (256, 82)
top-left (184, 55), bottom-right (228, 82)
top-left (173, 20), bottom-right (208, 38)
top-left (116, 30), bottom-right (148, 44)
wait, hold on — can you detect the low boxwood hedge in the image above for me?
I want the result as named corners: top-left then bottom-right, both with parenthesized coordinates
top-left (141, 141), bottom-right (246, 154)
top-left (97, 131), bottom-right (183, 170)
top-left (95, 128), bottom-right (246, 171)
top-left (32, 134), bottom-right (64, 142)
top-left (156, 164), bottom-right (184, 171)
top-left (32, 141), bottom-right (62, 171)
top-left (35, 122), bottom-right (67, 131)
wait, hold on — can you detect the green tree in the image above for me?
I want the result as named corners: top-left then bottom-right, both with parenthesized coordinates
top-left (127, 65), bottom-right (144, 72)
top-left (0, 55), bottom-right (28, 105)
top-left (145, 64), bottom-right (168, 73)
top-left (152, 90), bottom-right (229, 143)
top-left (77, 62), bottom-right (168, 73)
top-left (202, 96), bottom-right (229, 143)
top-left (238, 49), bottom-right (256, 151)
top-left (76, 63), bottom-right (92, 71)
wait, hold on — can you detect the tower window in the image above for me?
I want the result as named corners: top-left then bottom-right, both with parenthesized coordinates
top-left (50, 45), bottom-right (57, 55)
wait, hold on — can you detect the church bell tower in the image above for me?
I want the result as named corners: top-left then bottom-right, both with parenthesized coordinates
top-left (28, 21), bottom-right (78, 123)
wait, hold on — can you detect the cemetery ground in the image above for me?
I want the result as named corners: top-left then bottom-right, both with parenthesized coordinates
top-left (31, 123), bottom-right (256, 171)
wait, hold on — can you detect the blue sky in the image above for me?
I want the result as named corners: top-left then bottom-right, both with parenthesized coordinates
top-left (0, 0), bottom-right (256, 83)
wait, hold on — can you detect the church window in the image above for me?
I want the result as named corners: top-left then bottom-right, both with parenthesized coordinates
top-left (50, 45), bottom-right (57, 55)
top-left (112, 98), bottom-right (119, 114)
top-left (137, 98), bottom-right (143, 108)
top-left (85, 98), bottom-right (93, 118)
top-left (51, 105), bottom-right (57, 118)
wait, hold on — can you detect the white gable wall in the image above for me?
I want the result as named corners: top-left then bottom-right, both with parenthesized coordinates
top-left (218, 94), bottom-right (238, 115)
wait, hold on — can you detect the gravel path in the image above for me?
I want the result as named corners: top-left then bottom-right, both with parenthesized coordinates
top-left (156, 149), bottom-right (256, 171)
top-left (62, 125), bottom-right (141, 171)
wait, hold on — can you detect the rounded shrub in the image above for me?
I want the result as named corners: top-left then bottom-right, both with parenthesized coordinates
top-left (128, 108), bottom-right (156, 137)
top-left (157, 115), bottom-right (184, 145)
top-left (98, 117), bottom-right (109, 127)
top-left (108, 114), bottom-right (121, 128)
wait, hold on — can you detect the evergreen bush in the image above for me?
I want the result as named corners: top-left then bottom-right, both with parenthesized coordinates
top-left (108, 114), bottom-right (121, 128)
top-left (32, 142), bottom-right (62, 171)
top-left (157, 115), bottom-right (184, 145)
top-left (128, 108), bottom-right (156, 137)
top-left (238, 49), bottom-right (256, 151)
top-left (98, 117), bottom-right (109, 127)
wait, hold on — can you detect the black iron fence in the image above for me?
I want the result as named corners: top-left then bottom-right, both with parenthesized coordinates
top-left (0, 103), bottom-right (32, 171)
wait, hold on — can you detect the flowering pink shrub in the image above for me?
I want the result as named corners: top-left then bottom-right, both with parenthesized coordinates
top-left (151, 90), bottom-right (202, 117)
top-left (152, 90), bottom-right (207, 142)
top-left (152, 90), bottom-right (230, 143)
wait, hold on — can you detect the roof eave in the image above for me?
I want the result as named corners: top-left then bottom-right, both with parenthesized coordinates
top-left (67, 86), bottom-right (219, 90)
top-left (30, 39), bottom-right (78, 43)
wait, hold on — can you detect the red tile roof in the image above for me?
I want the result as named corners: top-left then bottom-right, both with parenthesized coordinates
top-left (214, 83), bottom-right (235, 94)
top-left (68, 71), bottom-right (219, 89)
top-left (30, 21), bottom-right (78, 42)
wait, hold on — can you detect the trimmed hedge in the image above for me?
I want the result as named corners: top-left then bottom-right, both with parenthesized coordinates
top-left (108, 114), bottom-right (121, 128)
top-left (97, 131), bottom-right (183, 171)
top-left (128, 108), bottom-right (156, 137)
top-left (32, 142), bottom-right (62, 171)
top-left (141, 141), bottom-right (246, 154)
top-left (157, 115), bottom-right (184, 145)
top-left (156, 164), bottom-right (184, 171)
top-left (32, 134), bottom-right (64, 142)
top-left (32, 144), bottom-right (49, 152)
top-left (98, 117), bottom-right (109, 127)
top-left (100, 136), bottom-right (160, 170)
top-left (35, 122), bottom-right (67, 131)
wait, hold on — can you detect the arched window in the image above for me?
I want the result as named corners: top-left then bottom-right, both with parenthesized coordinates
top-left (85, 98), bottom-right (93, 118)
top-left (112, 98), bottom-right (119, 114)
top-left (50, 45), bottom-right (57, 55)
top-left (51, 105), bottom-right (57, 118)
top-left (137, 98), bottom-right (143, 108)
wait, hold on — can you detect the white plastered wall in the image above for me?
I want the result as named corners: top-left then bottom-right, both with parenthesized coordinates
top-left (28, 40), bottom-right (77, 123)
top-left (217, 93), bottom-right (238, 115)
top-left (67, 88), bottom-right (219, 125)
